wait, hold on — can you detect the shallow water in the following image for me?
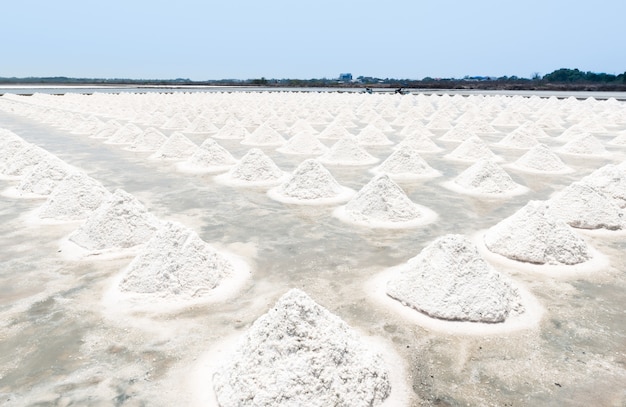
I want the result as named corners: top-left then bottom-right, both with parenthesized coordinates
top-left (0, 95), bottom-right (625, 406)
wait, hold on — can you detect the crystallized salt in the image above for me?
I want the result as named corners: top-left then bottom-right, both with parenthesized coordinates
top-left (149, 131), bottom-right (198, 160)
top-left (126, 127), bottom-right (168, 152)
top-left (559, 134), bottom-right (608, 155)
top-left (38, 172), bottom-right (111, 221)
top-left (213, 120), bottom-right (250, 140)
top-left (547, 181), bottom-right (625, 230)
top-left (318, 122), bottom-right (353, 140)
top-left (105, 123), bottom-right (143, 145)
top-left (394, 133), bottom-right (442, 153)
top-left (386, 234), bottom-right (523, 323)
top-left (161, 112), bottom-right (192, 130)
top-left (212, 288), bottom-right (391, 407)
top-left (580, 164), bottom-right (626, 208)
top-left (483, 200), bottom-right (591, 265)
top-left (439, 125), bottom-right (476, 142)
top-left (335, 174), bottom-right (436, 228)
top-left (277, 132), bottom-right (329, 155)
top-left (318, 137), bottom-right (379, 166)
top-left (2, 143), bottom-right (52, 178)
top-left (15, 156), bottom-right (73, 196)
top-left (118, 221), bottom-right (235, 298)
top-left (495, 127), bottom-right (541, 149)
top-left (355, 124), bottom-right (393, 146)
top-left (177, 138), bottom-right (237, 173)
top-left (241, 123), bottom-right (287, 146)
top-left (511, 144), bottom-right (572, 174)
top-left (215, 148), bottom-right (286, 186)
top-left (184, 116), bottom-right (219, 134)
top-left (449, 159), bottom-right (526, 196)
top-left (371, 146), bottom-right (440, 180)
top-left (445, 136), bottom-right (501, 162)
top-left (267, 159), bottom-right (354, 204)
top-left (69, 189), bottom-right (160, 251)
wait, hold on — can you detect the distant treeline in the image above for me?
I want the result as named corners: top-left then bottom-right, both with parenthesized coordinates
top-left (1, 68), bottom-right (625, 91)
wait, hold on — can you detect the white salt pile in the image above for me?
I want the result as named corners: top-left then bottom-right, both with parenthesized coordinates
top-left (12, 156), bottom-right (73, 197)
top-left (495, 127), bottom-right (541, 149)
top-left (559, 134), bottom-right (608, 156)
top-left (394, 133), bottom-right (442, 153)
top-left (161, 112), bottom-right (192, 130)
top-left (117, 221), bottom-right (239, 299)
top-left (444, 136), bottom-right (502, 162)
top-left (334, 174), bottom-right (437, 228)
top-left (483, 200), bottom-right (592, 265)
top-left (580, 164), bottom-right (626, 208)
top-left (318, 122), bottom-right (352, 140)
top-left (0, 135), bottom-right (29, 173)
top-left (105, 123), bottom-right (143, 145)
top-left (608, 130), bottom-right (626, 146)
top-left (177, 138), bottom-right (237, 174)
top-left (149, 131), bottom-right (198, 160)
top-left (371, 147), bottom-right (441, 180)
top-left (276, 132), bottom-right (328, 155)
top-left (37, 172), bottom-right (111, 222)
top-left (267, 159), bottom-right (354, 205)
top-left (241, 123), bottom-right (286, 146)
top-left (439, 125), bottom-right (475, 142)
top-left (318, 137), bottom-right (379, 166)
top-left (184, 116), bottom-right (219, 134)
top-left (212, 288), bottom-right (391, 407)
top-left (509, 144), bottom-right (573, 174)
top-left (445, 159), bottom-right (527, 197)
top-left (547, 181), bottom-right (625, 230)
top-left (90, 119), bottom-right (122, 139)
top-left (213, 121), bottom-right (249, 140)
top-left (125, 127), bottom-right (168, 152)
top-left (355, 124), bottom-right (393, 146)
top-left (386, 234), bottom-right (523, 323)
top-left (68, 189), bottom-right (160, 251)
top-left (2, 143), bottom-right (52, 179)
top-left (215, 148), bottom-right (287, 187)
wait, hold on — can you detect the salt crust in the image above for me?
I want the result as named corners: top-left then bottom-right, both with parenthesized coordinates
top-left (548, 181), bottom-right (625, 230)
top-left (267, 159), bottom-right (355, 205)
top-left (580, 164), bottom-right (626, 208)
top-left (443, 159), bottom-right (528, 197)
top-left (176, 138), bottom-right (237, 174)
top-left (241, 123), bottom-right (286, 146)
top-left (507, 144), bottom-right (573, 174)
top-left (211, 289), bottom-right (392, 407)
top-left (102, 221), bottom-right (250, 312)
top-left (385, 234), bottom-right (523, 323)
top-left (333, 174), bottom-right (437, 229)
top-left (149, 131), bottom-right (198, 160)
top-left (36, 172), bottom-right (111, 222)
top-left (214, 148), bottom-right (289, 187)
top-left (444, 136), bottom-right (503, 163)
top-left (483, 200), bottom-right (592, 266)
top-left (68, 189), bottom-right (160, 252)
top-left (276, 132), bottom-right (329, 155)
top-left (318, 137), bottom-right (379, 166)
top-left (371, 147), bottom-right (441, 180)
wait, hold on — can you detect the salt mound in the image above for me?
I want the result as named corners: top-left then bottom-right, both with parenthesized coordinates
top-left (213, 121), bottom-right (249, 140)
top-left (149, 131), bottom-right (198, 160)
top-left (448, 159), bottom-right (526, 196)
top-left (2, 144), bottom-right (52, 178)
top-left (215, 148), bottom-right (287, 187)
top-left (213, 288), bottom-right (391, 407)
top-left (177, 138), bottom-right (236, 173)
top-left (184, 116), bottom-right (219, 134)
top-left (267, 159), bottom-right (354, 205)
top-left (38, 172), bottom-right (111, 221)
top-left (495, 127), bottom-right (541, 149)
top-left (608, 130), bottom-right (626, 146)
top-left (395, 133), bottom-right (442, 153)
top-left (371, 147), bottom-right (441, 180)
top-left (355, 124), bottom-right (393, 146)
top-left (580, 164), bottom-right (626, 208)
top-left (14, 156), bottom-right (73, 197)
top-left (0, 136), bottom-right (29, 172)
top-left (318, 137), bottom-right (379, 166)
top-left (547, 182), bottom-right (625, 230)
top-left (91, 120), bottom-right (122, 139)
top-left (118, 221), bottom-right (235, 298)
top-left (241, 123), bottom-right (286, 146)
top-left (69, 189), bottom-right (160, 251)
top-left (386, 234), bottom-right (522, 323)
top-left (276, 132), bottom-right (328, 155)
top-left (161, 112), bottom-right (191, 130)
top-left (445, 136), bottom-right (501, 162)
top-left (483, 200), bottom-right (591, 265)
top-left (126, 127), bottom-right (167, 152)
top-left (105, 123), bottom-right (143, 145)
top-left (439, 126), bottom-right (475, 142)
top-left (318, 122), bottom-right (352, 140)
top-left (335, 174), bottom-right (437, 228)
top-left (559, 134), bottom-right (608, 156)
top-left (511, 144), bottom-right (572, 174)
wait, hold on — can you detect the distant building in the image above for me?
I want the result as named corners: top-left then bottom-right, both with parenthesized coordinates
top-left (338, 73), bottom-right (352, 82)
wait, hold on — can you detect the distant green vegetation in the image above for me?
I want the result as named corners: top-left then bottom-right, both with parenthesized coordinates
top-left (542, 68), bottom-right (625, 83)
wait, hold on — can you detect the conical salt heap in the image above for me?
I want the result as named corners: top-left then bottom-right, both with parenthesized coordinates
top-left (38, 172), bottom-right (111, 221)
top-left (69, 189), bottom-right (160, 251)
top-left (0, 134), bottom-right (29, 172)
top-left (214, 120), bottom-right (249, 140)
top-left (608, 130), bottom-right (626, 146)
top-left (338, 174), bottom-right (432, 227)
top-left (126, 127), bottom-right (167, 152)
top-left (547, 181), bottom-right (625, 230)
top-left (580, 164), bottom-right (626, 208)
top-left (15, 156), bottom-right (73, 196)
top-left (212, 288), bottom-right (391, 407)
top-left (268, 159), bottom-right (353, 204)
top-left (439, 125), bottom-right (476, 142)
top-left (495, 127), bottom-right (541, 149)
top-left (149, 131), bottom-right (198, 160)
top-left (483, 200), bottom-right (592, 265)
top-left (118, 221), bottom-right (235, 298)
top-left (178, 138), bottom-right (237, 173)
top-left (372, 146), bottom-right (440, 180)
top-left (161, 112), bottom-right (192, 130)
top-left (395, 133), bottom-right (442, 153)
top-left (560, 134), bottom-right (608, 155)
top-left (277, 132), bottom-right (328, 155)
top-left (241, 123), bottom-right (286, 146)
top-left (355, 124), bottom-right (393, 146)
top-left (445, 136), bottom-right (501, 162)
top-left (105, 123), bottom-right (143, 145)
top-left (318, 137), bottom-right (379, 166)
top-left (184, 116), bottom-right (219, 134)
top-left (219, 148), bottom-right (285, 185)
top-left (386, 234), bottom-right (523, 323)
top-left (91, 119), bottom-right (122, 139)
top-left (2, 144), bottom-right (52, 178)
top-left (512, 144), bottom-right (572, 174)
top-left (452, 159), bottom-right (524, 195)
top-left (318, 122), bottom-right (352, 140)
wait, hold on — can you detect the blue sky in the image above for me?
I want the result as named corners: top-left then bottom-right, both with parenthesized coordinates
top-left (3, 0), bottom-right (625, 80)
